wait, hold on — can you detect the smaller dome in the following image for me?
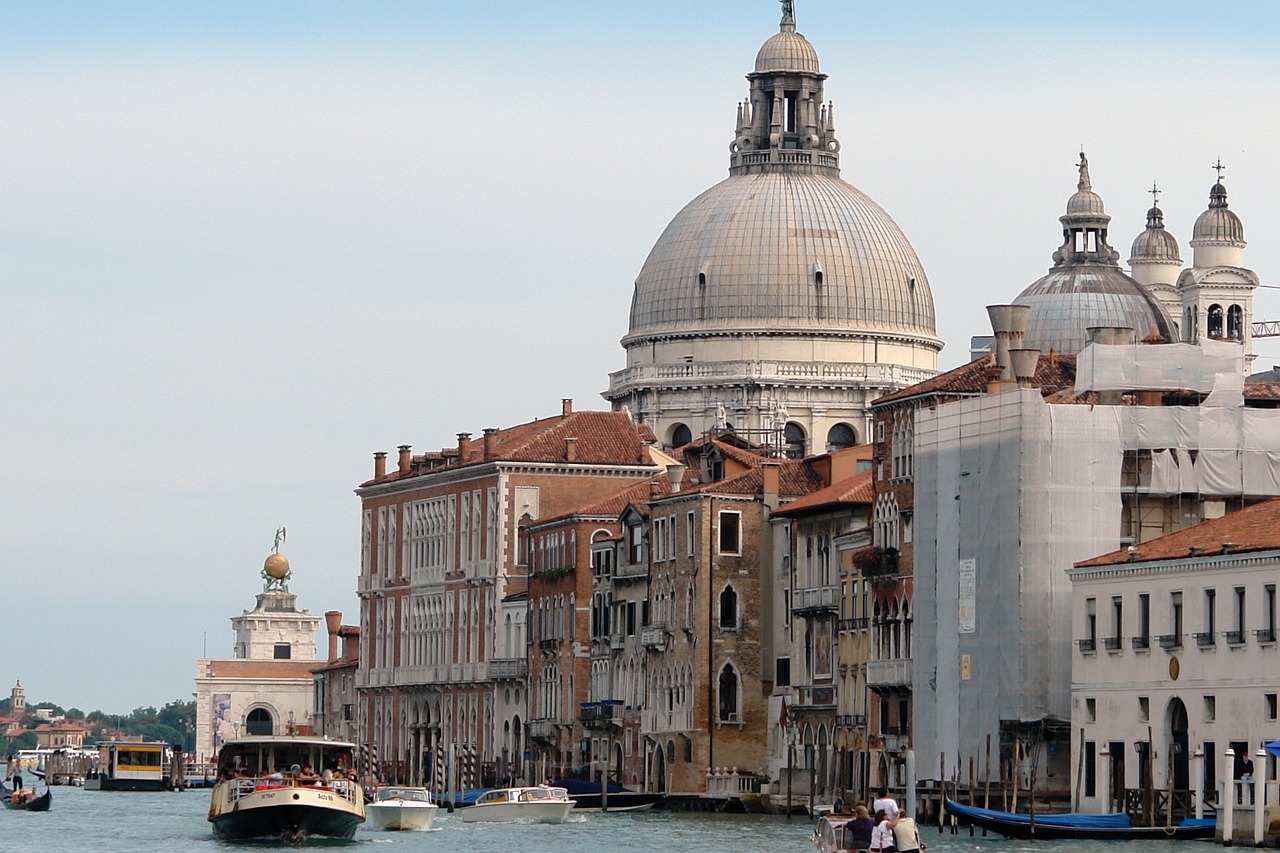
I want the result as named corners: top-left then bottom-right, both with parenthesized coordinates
top-left (1129, 206), bottom-right (1181, 264)
top-left (264, 553), bottom-right (291, 580)
top-left (755, 30), bottom-right (821, 74)
top-left (1065, 189), bottom-right (1106, 217)
top-left (1193, 182), bottom-right (1244, 244)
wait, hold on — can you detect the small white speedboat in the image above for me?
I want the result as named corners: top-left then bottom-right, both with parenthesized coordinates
top-left (460, 786), bottom-right (575, 823)
top-left (366, 786), bottom-right (438, 831)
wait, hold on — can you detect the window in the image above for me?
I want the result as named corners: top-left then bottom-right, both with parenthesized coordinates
top-left (1083, 597), bottom-right (1097, 650)
top-left (718, 665), bottom-right (739, 722)
top-left (1204, 695), bottom-right (1216, 722)
top-left (1231, 587), bottom-right (1247, 644)
top-left (1085, 741), bottom-right (1097, 798)
top-left (1136, 592), bottom-right (1150, 649)
top-left (776, 657), bottom-right (791, 687)
top-left (1227, 305), bottom-right (1244, 340)
top-left (718, 511), bottom-right (741, 555)
top-left (720, 585), bottom-right (739, 629)
top-left (1265, 585), bottom-right (1278, 643)
top-left (273, 643), bottom-right (292, 660)
top-left (828, 423), bottom-right (857, 451)
top-left (671, 423), bottom-right (692, 448)
top-left (686, 511), bottom-right (695, 556)
top-left (1085, 697), bottom-right (1096, 722)
top-left (1172, 591), bottom-right (1183, 638)
top-left (1139, 696), bottom-right (1150, 722)
top-left (1208, 304), bottom-right (1224, 338)
top-left (1268, 694), bottom-right (1278, 721)
top-left (1109, 596), bottom-right (1123, 649)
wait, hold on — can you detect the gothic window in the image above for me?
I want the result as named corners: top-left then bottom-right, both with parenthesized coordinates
top-left (720, 585), bottom-right (739, 628)
top-left (718, 663), bottom-right (740, 722)
top-left (1207, 304), bottom-right (1224, 339)
top-left (874, 495), bottom-right (899, 550)
top-left (1227, 305), bottom-right (1244, 341)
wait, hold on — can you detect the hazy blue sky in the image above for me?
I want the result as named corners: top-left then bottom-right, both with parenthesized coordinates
top-left (4, 0), bottom-right (1280, 713)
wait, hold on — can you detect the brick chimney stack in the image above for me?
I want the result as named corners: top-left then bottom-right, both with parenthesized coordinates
top-left (374, 451), bottom-right (387, 480)
top-left (397, 445), bottom-right (411, 474)
top-left (325, 611), bottom-right (342, 663)
top-left (483, 428), bottom-right (498, 461)
top-left (562, 398), bottom-right (573, 417)
top-left (457, 433), bottom-right (471, 460)
top-left (564, 437), bottom-right (578, 462)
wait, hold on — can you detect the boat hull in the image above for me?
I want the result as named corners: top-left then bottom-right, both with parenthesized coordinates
top-left (367, 801), bottom-right (438, 830)
top-left (944, 799), bottom-right (1216, 841)
top-left (209, 783), bottom-right (365, 841)
top-left (83, 776), bottom-right (169, 792)
top-left (460, 800), bottom-right (575, 823)
top-left (565, 791), bottom-right (662, 812)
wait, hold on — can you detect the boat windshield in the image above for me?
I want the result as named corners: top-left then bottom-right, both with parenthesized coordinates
top-left (377, 788), bottom-right (430, 802)
top-left (520, 787), bottom-right (566, 801)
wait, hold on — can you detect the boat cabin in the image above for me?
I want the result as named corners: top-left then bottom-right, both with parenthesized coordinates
top-left (215, 736), bottom-right (356, 780)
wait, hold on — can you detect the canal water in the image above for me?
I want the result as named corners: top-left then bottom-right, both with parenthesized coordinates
top-left (0, 785), bottom-right (1203, 853)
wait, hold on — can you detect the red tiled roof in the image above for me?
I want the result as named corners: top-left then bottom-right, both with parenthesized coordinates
top-left (873, 354), bottom-right (1078, 407)
top-left (772, 470), bottom-right (874, 517)
top-left (534, 476), bottom-right (670, 525)
top-left (1076, 499), bottom-right (1280, 568)
top-left (681, 458), bottom-right (827, 498)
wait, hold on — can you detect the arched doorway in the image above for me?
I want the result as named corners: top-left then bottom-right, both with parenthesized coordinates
top-left (613, 743), bottom-right (624, 784)
top-left (654, 744), bottom-right (667, 792)
top-left (245, 707), bottom-right (273, 736)
top-left (1167, 698), bottom-right (1189, 792)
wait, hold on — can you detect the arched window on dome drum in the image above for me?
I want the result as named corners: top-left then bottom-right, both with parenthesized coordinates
top-left (670, 423), bottom-right (692, 449)
top-left (1227, 305), bottom-right (1243, 341)
top-left (826, 423), bottom-right (857, 451)
top-left (1207, 304), bottom-right (1224, 339)
top-left (784, 422), bottom-right (806, 457)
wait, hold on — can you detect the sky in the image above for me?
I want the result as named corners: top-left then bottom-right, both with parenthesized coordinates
top-left (3, 0), bottom-right (1280, 714)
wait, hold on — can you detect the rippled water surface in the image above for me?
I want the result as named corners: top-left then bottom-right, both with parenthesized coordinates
top-left (0, 786), bottom-right (1204, 853)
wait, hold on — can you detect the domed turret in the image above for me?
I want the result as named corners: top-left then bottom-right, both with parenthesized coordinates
top-left (1128, 184), bottom-right (1182, 321)
top-left (1015, 153), bottom-right (1174, 355)
top-left (1191, 168), bottom-right (1246, 268)
top-left (606, 2), bottom-right (940, 454)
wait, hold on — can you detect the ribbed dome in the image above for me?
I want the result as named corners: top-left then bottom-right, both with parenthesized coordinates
top-left (1065, 188), bottom-right (1106, 217)
top-left (1016, 265), bottom-right (1175, 355)
top-left (1192, 183), bottom-right (1245, 244)
top-left (1129, 206), bottom-right (1181, 264)
top-left (755, 30), bottom-right (821, 74)
top-left (626, 171), bottom-right (936, 339)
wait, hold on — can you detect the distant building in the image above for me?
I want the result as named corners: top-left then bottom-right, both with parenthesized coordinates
top-left (194, 543), bottom-right (321, 763)
top-left (10, 680), bottom-right (25, 717)
top-left (311, 610), bottom-right (360, 745)
top-left (1070, 499), bottom-right (1280, 818)
top-left (32, 721), bottom-right (88, 749)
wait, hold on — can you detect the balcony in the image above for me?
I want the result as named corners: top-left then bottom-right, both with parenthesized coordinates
top-left (1077, 638), bottom-right (1096, 653)
top-left (793, 685), bottom-right (836, 710)
top-left (1158, 633), bottom-right (1182, 650)
top-left (1131, 635), bottom-right (1150, 651)
top-left (641, 623), bottom-right (669, 650)
top-left (538, 637), bottom-right (562, 651)
top-left (839, 617), bottom-right (870, 632)
top-left (1225, 629), bottom-right (1246, 645)
top-left (792, 585), bottom-right (839, 615)
top-left (1195, 632), bottom-right (1216, 648)
top-left (641, 707), bottom-right (693, 734)
top-left (579, 701), bottom-right (623, 729)
top-left (614, 562), bottom-right (648, 580)
top-left (527, 719), bottom-right (560, 744)
top-left (1102, 637), bottom-right (1122, 651)
top-left (609, 634), bottom-right (625, 651)
top-left (488, 658), bottom-right (528, 681)
top-left (835, 714), bottom-right (867, 729)
top-left (859, 547), bottom-right (899, 579)
top-left (867, 657), bottom-right (912, 689)
top-left (1257, 628), bottom-right (1278, 644)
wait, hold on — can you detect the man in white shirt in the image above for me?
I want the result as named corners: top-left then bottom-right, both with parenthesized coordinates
top-left (872, 786), bottom-right (899, 821)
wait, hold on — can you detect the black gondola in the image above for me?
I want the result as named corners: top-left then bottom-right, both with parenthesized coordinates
top-left (1, 782), bottom-right (51, 812)
top-left (944, 799), bottom-right (1214, 841)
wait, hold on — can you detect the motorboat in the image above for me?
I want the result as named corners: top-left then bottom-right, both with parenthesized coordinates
top-left (207, 736), bottom-right (365, 842)
top-left (366, 786), bottom-right (438, 830)
top-left (459, 785), bottom-right (575, 823)
top-left (810, 813), bottom-right (874, 853)
top-left (553, 778), bottom-right (663, 812)
top-left (944, 799), bottom-right (1216, 840)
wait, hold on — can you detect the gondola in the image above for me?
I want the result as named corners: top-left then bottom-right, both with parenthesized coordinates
top-left (2, 783), bottom-right (51, 812)
top-left (944, 799), bottom-right (1215, 840)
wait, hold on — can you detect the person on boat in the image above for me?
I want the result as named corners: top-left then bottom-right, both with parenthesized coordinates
top-left (847, 805), bottom-right (875, 853)
top-left (889, 809), bottom-right (923, 853)
top-left (872, 786), bottom-right (899, 821)
top-left (298, 764), bottom-right (320, 785)
top-left (870, 809), bottom-right (895, 853)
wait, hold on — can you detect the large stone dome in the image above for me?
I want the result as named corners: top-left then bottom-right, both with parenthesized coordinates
top-left (625, 171), bottom-right (935, 341)
top-left (755, 29), bottom-right (821, 74)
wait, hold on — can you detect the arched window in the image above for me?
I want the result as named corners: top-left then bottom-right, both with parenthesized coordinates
top-left (719, 585), bottom-right (738, 628)
top-left (245, 707), bottom-right (274, 736)
top-left (670, 423), bottom-right (693, 449)
top-left (826, 423), bottom-right (857, 451)
top-left (718, 664), bottom-right (740, 721)
top-left (784, 422), bottom-right (806, 457)
top-left (1227, 305), bottom-right (1244, 341)
top-left (1207, 304), bottom-right (1224, 339)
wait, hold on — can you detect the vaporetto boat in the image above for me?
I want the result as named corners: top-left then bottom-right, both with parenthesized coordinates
top-left (460, 785), bottom-right (575, 823)
top-left (207, 736), bottom-right (364, 842)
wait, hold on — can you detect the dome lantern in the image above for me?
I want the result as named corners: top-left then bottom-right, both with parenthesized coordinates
top-left (1191, 159), bottom-right (1246, 268)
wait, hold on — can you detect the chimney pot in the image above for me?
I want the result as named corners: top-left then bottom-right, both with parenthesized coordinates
top-left (325, 611), bottom-right (342, 663)
top-left (374, 451), bottom-right (387, 480)
top-left (1009, 349), bottom-right (1041, 386)
top-left (562, 398), bottom-right (573, 417)
top-left (666, 464), bottom-right (686, 494)
top-left (483, 428), bottom-right (498, 461)
top-left (397, 444), bottom-right (411, 474)
top-left (564, 437), bottom-right (578, 462)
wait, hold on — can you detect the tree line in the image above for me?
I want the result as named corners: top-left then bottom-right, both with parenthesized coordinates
top-left (2, 697), bottom-right (196, 753)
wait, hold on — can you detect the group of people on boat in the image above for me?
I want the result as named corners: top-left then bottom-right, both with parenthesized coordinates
top-left (828, 786), bottom-right (925, 853)
top-left (219, 761), bottom-right (354, 790)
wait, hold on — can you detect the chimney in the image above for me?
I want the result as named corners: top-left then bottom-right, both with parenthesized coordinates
top-left (373, 451), bottom-right (387, 481)
top-left (984, 364), bottom-right (1005, 395)
top-left (325, 611), bottom-right (342, 663)
top-left (1009, 349), bottom-right (1041, 387)
top-left (650, 478), bottom-right (663, 500)
top-left (666, 464), bottom-right (686, 494)
top-left (986, 304), bottom-right (1031, 380)
top-left (397, 445), bottom-right (411, 474)
top-left (564, 437), bottom-right (578, 462)
top-left (762, 461), bottom-right (781, 507)
top-left (457, 433), bottom-right (471, 459)
top-left (562, 398), bottom-right (573, 417)
top-left (483, 428), bottom-right (498, 461)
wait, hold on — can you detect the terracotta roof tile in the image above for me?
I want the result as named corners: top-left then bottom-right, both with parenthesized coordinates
top-left (772, 470), bottom-right (874, 517)
top-left (1076, 498), bottom-right (1280, 568)
top-left (873, 354), bottom-right (1078, 406)
top-left (203, 659), bottom-right (320, 680)
top-left (535, 476), bottom-right (670, 525)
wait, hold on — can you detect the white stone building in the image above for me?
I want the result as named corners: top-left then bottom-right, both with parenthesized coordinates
top-left (1069, 499), bottom-right (1280, 817)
